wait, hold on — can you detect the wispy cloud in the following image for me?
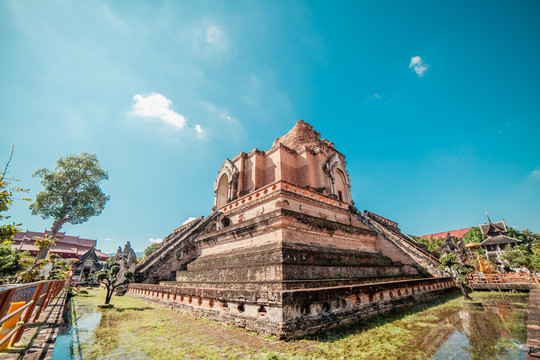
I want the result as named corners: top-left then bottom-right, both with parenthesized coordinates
top-left (130, 93), bottom-right (186, 129)
top-left (199, 100), bottom-right (239, 125)
top-left (409, 56), bottom-right (429, 77)
top-left (529, 170), bottom-right (540, 180)
top-left (366, 93), bottom-right (382, 102)
top-left (194, 125), bottom-right (204, 138)
top-left (104, 238), bottom-right (115, 241)
top-left (149, 238), bottom-right (163, 243)
top-left (204, 23), bottom-right (229, 52)
top-left (206, 25), bottom-right (222, 44)
top-left (182, 217), bottom-right (197, 225)
top-left (178, 21), bottom-right (231, 60)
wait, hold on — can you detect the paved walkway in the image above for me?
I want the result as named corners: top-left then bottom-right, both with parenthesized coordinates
top-left (0, 289), bottom-right (68, 360)
top-left (527, 282), bottom-right (540, 359)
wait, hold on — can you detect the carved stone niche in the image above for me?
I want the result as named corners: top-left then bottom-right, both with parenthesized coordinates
top-left (213, 159), bottom-right (239, 210)
top-left (323, 154), bottom-right (352, 204)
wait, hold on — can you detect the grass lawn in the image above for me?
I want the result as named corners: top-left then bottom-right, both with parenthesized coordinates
top-left (72, 288), bottom-right (528, 360)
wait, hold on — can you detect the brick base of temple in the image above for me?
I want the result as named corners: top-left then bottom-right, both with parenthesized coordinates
top-left (128, 277), bottom-right (455, 339)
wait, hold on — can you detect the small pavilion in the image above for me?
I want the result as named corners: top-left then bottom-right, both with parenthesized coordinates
top-left (479, 217), bottom-right (521, 262)
top-left (72, 247), bottom-right (104, 279)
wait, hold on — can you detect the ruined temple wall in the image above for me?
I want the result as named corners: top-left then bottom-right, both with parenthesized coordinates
top-left (128, 277), bottom-right (455, 339)
top-left (280, 216), bottom-right (377, 253)
top-left (375, 235), bottom-right (422, 274)
top-left (197, 218), bottom-right (284, 257)
top-left (173, 210), bottom-right (394, 286)
top-left (240, 156), bottom-right (255, 195)
top-left (231, 145), bottom-right (342, 199)
top-left (280, 278), bottom-right (455, 338)
top-left (222, 188), bottom-right (362, 229)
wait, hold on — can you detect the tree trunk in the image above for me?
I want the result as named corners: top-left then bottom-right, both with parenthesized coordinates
top-left (460, 286), bottom-right (472, 300)
top-left (105, 288), bottom-right (112, 304)
top-left (36, 219), bottom-right (65, 260)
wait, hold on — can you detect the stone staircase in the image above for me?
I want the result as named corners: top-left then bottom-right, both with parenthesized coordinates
top-left (136, 212), bottom-right (222, 282)
top-left (349, 206), bottom-right (444, 277)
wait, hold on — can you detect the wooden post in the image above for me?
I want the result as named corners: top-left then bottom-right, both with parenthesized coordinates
top-left (0, 288), bottom-right (16, 321)
top-left (11, 283), bottom-right (45, 345)
top-left (41, 282), bottom-right (55, 311)
top-left (32, 283), bottom-right (49, 322)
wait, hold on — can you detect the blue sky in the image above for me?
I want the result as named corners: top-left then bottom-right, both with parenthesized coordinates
top-left (1, 0), bottom-right (539, 253)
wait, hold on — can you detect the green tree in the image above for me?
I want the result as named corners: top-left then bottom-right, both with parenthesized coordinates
top-left (16, 235), bottom-right (57, 283)
top-left (92, 258), bottom-right (133, 305)
top-left (0, 244), bottom-right (29, 280)
top-left (439, 253), bottom-right (473, 300)
top-left (144, 242), bottom-right (161, 258)
top-left (462, 227), bottom-right (487, 258)
top-left (500, 242), bottom-right (540, 272)
top-left (413, 236), bottom-right (446, 255)
top-left (1, 146), bottom-right (31, 281)
top-left (30, 152), bottom-right (110, 258)
top-left (1, 146), bottom-right (30, 243)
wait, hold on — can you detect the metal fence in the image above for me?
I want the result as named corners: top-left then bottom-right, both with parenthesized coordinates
top-left (0, 279), bottom-right (67, 349)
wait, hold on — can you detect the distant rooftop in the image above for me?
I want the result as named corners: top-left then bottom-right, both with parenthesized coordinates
top-left (418, 227), bottom-right (472, 239)
top-left (11, 230), bottom-right (109, 261)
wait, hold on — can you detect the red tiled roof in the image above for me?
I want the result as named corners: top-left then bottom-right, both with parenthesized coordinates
top-left (11, 230), bottom-right (109, 261)
top-left (94, 249), bottom-right (110, 261)
top-left (12, 230), bottom-right (97, 247)
top-left (418, 227), bottom-right (472, 239)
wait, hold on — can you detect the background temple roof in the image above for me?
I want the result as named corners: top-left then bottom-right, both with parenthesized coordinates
top-left (418, 227), bottom-right (473, 240)
top-left (479, 220), bottom-right (507, 236)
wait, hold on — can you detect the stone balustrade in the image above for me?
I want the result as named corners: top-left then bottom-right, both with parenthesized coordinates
top-left (128, 277), bottom-right (455, 338)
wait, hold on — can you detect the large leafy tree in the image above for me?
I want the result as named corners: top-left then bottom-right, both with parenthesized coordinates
top-left (30, 153), bottom-right (110, 258)
top-left (144, 242), bottom-right (161, 258)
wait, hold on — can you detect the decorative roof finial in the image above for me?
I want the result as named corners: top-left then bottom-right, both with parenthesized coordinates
top-left (485, 211), bottom-right (492, 224)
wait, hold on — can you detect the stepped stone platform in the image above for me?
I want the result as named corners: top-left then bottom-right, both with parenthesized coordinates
top-left (129, 277), bottom-right (454, 339)
top-left (131, 120), bottom-right (454, 338)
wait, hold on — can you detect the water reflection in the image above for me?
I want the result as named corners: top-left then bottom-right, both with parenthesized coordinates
top-left (51, 300), bottom-right (102, 360)
top-left (432, 300), bottom-right (527, 360)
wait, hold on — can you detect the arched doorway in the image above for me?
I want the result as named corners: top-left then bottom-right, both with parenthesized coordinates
top-left (216, 174), bottom-right (229, 209)
top-left (334, 169), bottom-right (347, 202)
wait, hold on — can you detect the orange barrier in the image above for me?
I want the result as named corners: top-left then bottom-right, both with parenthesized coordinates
top-left (533, 274), bottom-right (540, 288)
top-left (0, 279), bottom-right (67, 350)
top-left (468, 272), bottom-right (533, 285)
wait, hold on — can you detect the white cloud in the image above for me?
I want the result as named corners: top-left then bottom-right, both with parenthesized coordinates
top-left (409, 56), bottom-right (429, 77)
top-left (529, 170), bottom-right (540, 179)
top-left (366, 93), bottom-right (382, 102)
top-left (182, 217), bottom-right (197, 225)
top-left (195, 124), bottom-right (204, 138)
top-left (149, 238), bottom-right (163, 243)
top-left (131, 93), bottom-right (186, 129)
top-left (206, 25), bottom-right (222, 43)
top-left (199, 100), bottom-right (239, 124)
top-left (104, 238), bottom-right (115, 241)
top-left (204, 23), bottom-right (229, 53)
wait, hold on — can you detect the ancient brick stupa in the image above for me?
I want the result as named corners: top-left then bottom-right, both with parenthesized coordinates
top-left (131, 120), bottom-right (452, 338)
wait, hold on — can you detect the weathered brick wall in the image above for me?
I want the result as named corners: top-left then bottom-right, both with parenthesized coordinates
top-left (350, 208), bottom-right (445, 277)
top-left (128, 277), bottom-right (455, 339)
